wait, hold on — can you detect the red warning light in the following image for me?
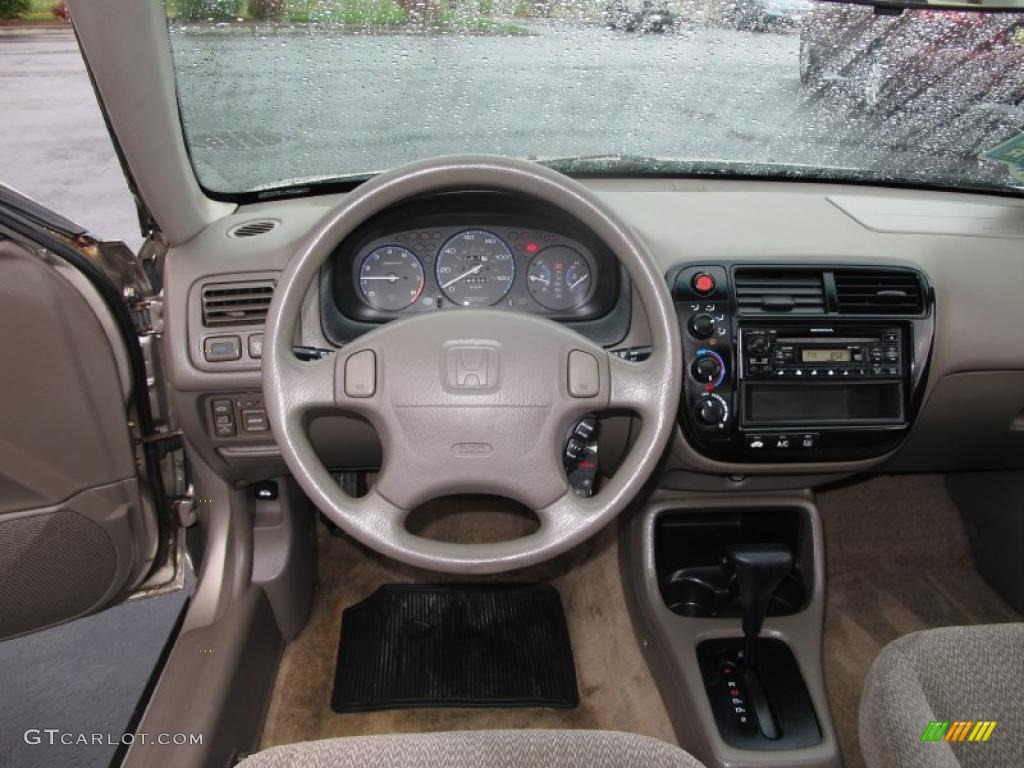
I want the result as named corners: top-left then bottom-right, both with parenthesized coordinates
top-left (525, 242), bottom-right (539, 254)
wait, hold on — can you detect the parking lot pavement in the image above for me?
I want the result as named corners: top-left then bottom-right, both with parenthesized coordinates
top-left (0, 30), bottom-right (142, 249)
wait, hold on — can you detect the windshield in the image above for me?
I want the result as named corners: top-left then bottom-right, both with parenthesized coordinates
top-left (164, 1), bottom-right (1024, 196)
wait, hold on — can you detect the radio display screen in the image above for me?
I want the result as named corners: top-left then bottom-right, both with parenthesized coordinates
top-left (801, 348), bottom-right (851, 363)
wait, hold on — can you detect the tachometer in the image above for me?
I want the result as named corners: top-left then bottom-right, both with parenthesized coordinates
top-left (526, 246), bottom-right (591, 311)
top-left (358, 245), bottom-right (425, 311)
top-left (436, 229), bottom-right (515, 306)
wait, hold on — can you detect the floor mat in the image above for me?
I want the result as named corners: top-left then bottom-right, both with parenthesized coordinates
top-left (818, 475), bottom-right (1021, 768)
top-left (262, 500), bottom-right (676, 747)
top-left (332, 583), bottom-right (579, 712)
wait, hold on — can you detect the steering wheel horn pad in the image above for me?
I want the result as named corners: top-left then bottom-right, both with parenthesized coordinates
top-left (264, 156), bottom-right (681, 574)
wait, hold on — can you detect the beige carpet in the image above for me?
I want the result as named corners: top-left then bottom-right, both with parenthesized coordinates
top-left (818, 475), bottom-right (1020, 768)
top-left (260, 497), bottom-right (676, 748)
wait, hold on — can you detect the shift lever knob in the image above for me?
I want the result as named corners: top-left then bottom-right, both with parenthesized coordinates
top-left (728, 544), bottom-right (793, 672)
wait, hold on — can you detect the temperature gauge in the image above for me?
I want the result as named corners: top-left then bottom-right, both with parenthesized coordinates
top-left (526, 246), bottom-right (592, 311)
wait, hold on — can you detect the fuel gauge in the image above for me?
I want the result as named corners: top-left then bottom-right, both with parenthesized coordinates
top-left (526, 246), bottom-right (591, 311)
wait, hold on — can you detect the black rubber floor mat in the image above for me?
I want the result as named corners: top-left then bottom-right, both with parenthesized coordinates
top-left (331, 583), bottom-right (579, 712)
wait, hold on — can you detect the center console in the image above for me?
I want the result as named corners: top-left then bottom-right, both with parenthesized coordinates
top-left (622, 496), bottom-right (842, 768)
top-left (667, 263), bottom-right (934, 463)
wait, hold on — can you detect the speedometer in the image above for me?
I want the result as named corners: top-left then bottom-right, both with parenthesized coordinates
top-left (358, 245), bottom-right (424, 311)
top-left (436, 229), bottom-right (515, 306)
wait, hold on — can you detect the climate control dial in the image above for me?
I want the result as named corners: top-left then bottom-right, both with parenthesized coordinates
top-left (690, 348), bottom-right (726, 387)
top-left (688, 313), bottom-right (715, 339)
top-left (694, 393), bottom-right (729, 428)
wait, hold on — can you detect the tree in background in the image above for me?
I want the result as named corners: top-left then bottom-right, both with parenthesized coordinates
top-left (0, 0), bottom-right (31, 19)
top-left (249, 0), bottom-right (286, 19)
top-left (176, 0), bottom-right (242, 20)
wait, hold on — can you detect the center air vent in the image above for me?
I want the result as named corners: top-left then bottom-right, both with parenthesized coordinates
top-left (227, 219), bottom-right (279, 238)
top-left (734, 268), bottom-right (826, 315)
top-left (834, 270), bottom-right (924, 315)
top-left (201, 280), bottom-right (275, 327)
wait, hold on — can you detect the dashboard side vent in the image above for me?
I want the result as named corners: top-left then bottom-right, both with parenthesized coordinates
top-left (201, 280), bottom-right (275, 327)
top-left (734, 268), bottom-right (826, 315)
top-left (227, 219), bottom-right (279, 238)
top-left (834, 270), bottom-right (924, 315)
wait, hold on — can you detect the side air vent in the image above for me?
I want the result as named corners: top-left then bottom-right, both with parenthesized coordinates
top-left (834, 270), bottom-right (924, 315)
top-left (734, 268), bottom-right (826, 315)
top-left (201, 280), bottom-right (275, 327)
top-left (227, 219), bottom-right (278, 238)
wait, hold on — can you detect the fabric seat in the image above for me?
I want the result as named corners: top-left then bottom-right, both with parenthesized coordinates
top-left (859, 623), bottom-right (1024, 768)
top-left (237, 729), bottom-right (706, 768)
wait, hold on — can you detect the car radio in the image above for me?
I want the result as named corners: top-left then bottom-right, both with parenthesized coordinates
top-left (667, 263), bottom-right (935, 463)
top-left (741, 327), bottom-right (904, 380)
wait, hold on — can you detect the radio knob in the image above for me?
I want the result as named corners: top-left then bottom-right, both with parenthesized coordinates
top-left (688, 313), bottom-right (715, 339)
top-left (691, 355), bottom-right (722, 384)
top-left (747, 334), bottom-right (768, 355)
top-left (695, 397), bottom-right (726, 426)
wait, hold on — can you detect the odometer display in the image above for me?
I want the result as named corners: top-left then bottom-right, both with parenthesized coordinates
top-left (358, 245), bottom-right (424, 311)
top-left (436, 229), bottom-right (514, 306)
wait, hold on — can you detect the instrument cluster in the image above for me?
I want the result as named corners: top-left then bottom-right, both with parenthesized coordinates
top-left (323, 193), bottom-right (625, 343)
top-left (352, 225), bottom-right (599, 315)
top-left (325, 189), bottom-right (622, 335)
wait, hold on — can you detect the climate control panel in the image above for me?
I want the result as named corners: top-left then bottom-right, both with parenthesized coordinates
top-left (672, 266), bottom-right (735, 442)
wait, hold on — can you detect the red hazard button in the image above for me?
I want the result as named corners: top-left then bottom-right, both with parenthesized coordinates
top-left (693, 272), bottom-right (716, 295)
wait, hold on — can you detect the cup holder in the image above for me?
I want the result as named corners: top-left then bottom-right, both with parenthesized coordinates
top-left (662, 566), bottom-right (733, 618)
top-left (662, 566), bottom-right (806, 619)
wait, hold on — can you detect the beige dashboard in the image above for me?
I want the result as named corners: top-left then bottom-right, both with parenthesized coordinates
top-left (161, 178), bottom-right (1024, 487)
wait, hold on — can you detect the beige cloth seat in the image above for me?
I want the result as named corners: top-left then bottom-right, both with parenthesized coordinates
top-left (237, 729), bottom-right (706, 768)
top-left (859, 623), bottom-right (1024, 768)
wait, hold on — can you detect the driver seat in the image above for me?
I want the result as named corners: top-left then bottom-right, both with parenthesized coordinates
top-left (236, 730), bottom-right (706, 768)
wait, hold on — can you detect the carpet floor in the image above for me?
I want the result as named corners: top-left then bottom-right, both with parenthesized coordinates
top-left (817, 475), bottom-right (1020, 768)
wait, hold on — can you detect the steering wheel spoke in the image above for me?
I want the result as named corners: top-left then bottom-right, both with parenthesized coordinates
top-left (606, 350), bottom-right (660, 415)
top-left (273, 351), bottom-right (341, 419)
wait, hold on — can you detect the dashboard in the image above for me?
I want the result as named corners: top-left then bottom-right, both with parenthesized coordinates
top-left (320, 192), bottom-right (628, 345)
top-left (168, 178), bottom-right (1024, 489)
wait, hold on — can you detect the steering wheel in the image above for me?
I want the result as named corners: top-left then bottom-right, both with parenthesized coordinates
top-left (264, 156), bottom-right (681, 574)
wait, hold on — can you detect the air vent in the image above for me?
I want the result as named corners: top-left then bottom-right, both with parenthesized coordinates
top-left (201, 280), bottom-right (275, 327)
top-left (227, 219), bottom-right (278, 238)
top-left (834, 270), bottom-right (923, 315)
top-left (734, 268), bottom-right (826, 314)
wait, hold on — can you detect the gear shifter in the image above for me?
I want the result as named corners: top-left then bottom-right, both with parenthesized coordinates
top-left (727, 544), bottom-right (794, 740)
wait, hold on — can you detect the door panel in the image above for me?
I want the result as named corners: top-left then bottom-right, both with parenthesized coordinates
top-left (0, 239), bottom-right (158, 639)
